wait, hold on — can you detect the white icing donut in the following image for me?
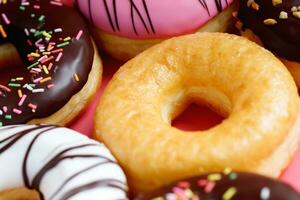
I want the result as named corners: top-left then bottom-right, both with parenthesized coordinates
top-left (0, 124), bottom-right (128, 200)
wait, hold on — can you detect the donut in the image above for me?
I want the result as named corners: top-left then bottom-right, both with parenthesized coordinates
top-left (0, 124), bottom-right (128, 200)
top-left (0, 0), bottom-right (102, 126)
top-left (73, 0), bottom-right (237, 60)
top-left (94, 33), bottom-right (300, 193)
top-left (137, 171), bottom-right (300, 200)
top-left (237, 0), bottom-right (300, 88)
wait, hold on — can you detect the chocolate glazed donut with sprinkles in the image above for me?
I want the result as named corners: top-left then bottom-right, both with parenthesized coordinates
top-left (0, 0), bottom-right (103, 126)
top-left (137, 171), bottom-right (300, 200)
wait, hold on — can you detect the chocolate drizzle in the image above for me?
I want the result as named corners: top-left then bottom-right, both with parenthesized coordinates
top-left (238, 0), bottom-right (300, 62)
top-left (0, 125), bottom-right (128, 200)
top-left (0, 0), bottom-right (94, 125)
top-left (137, 172), bottom-right (300, 200)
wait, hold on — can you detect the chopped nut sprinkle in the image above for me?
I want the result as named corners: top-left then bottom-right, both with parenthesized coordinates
top-left (279, 11), bottom-right (288, 19)
top-left (291, 6), bottom-right (298, 12)
top-left (272, 0), bottom-right (282, 6)
top-left (264, 18), bottom-right (277, 25)
top-left (293, 11), bottom-right (300, 19)
top-left (251, 2), bottom-right (260, 10)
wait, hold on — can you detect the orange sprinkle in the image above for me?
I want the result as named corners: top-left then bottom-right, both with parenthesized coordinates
top-left (0, 25), bottom-right (7, 38)
top-left (40, 77), bottom-right (52, 83)
top-left (73, 73), bottom-right (79, 82)
top-left (18, 89), bottom-right (22, 98)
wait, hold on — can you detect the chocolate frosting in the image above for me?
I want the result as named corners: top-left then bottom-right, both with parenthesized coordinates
top-left (0, 0), bottom-right (93, 125)
top-left (137, 172), bottom-right (300, 200)
top-left (238, 0), bottom-right (300, 62)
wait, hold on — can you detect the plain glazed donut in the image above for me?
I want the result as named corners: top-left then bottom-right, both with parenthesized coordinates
top-left (95, 33), bottom-right (300, 193)
top-left (74, 0), bottom-right (237, 60)
top-left (0, 124), bottom-right (128, 200)
top-left (237, 0), bottom-right (300, 88)
top-left (0, 0), bottom-right (102, 126)
top-left (137, 171), bottom-right (300, 200)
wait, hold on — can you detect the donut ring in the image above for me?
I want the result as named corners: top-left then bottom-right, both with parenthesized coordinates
top-left (0, 1), bottom-right (102, 126)
top-left (237, 0), bottom-right (300, 88)
top-left (0, 124), bottom-right (128, 200)
top-left (75, 0), bottom-right (237, 60)
top-left (95, 33), bottom-right (300, 193)
top-left (137, 171), bottom-right (300, 199)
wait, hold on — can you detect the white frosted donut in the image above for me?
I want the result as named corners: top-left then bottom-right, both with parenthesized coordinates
top-left (0, 124), bottom-right (128, 200)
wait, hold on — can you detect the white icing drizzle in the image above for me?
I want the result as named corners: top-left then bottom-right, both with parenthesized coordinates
top-left (0, 124), bottom-right (128, 200)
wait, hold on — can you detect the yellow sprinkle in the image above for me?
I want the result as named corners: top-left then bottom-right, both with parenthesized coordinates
top-left (30, 53), bottom-right (40, 57)
top-left (42, 31), bottom-right (52, 38)
top-left (16, 77), bottom-right (24, 81)
top-left (40, 77), bottom-right (52, 83)
top-left (73, 73), bottom-right (80, 82)
top-left (0, 25), bottom-right (7, 38)
top-left (42, 52), bottom-right (51, 55)
top-left (223, 167), bottom-right (232, 175)
top-left (152, 198), bottom-right (164, 200)
top-left (42, 65), bottom-right (49, 74)
top-left (18, 89), bottom-right (22, 98)
top-left (208, 173), bottom-right (222, 181)
top-left (64, 37), bottom-right (72, 41)
top-left (222, 187), bottom-right (237, 200)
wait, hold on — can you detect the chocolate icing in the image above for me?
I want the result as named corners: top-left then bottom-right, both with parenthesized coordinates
top-left (0, 0), bottom-right (94, 125)
top-left (137, 172), bottom-right (300, 200)
top-left (238, 0), bottom-right (300, 62)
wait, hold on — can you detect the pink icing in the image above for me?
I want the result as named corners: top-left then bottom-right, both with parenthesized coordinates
top-left (74, 0), bottom-right (234, 39)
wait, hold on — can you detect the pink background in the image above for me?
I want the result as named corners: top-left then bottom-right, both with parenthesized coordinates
top-left (69, 54), bottom-right (300, 192)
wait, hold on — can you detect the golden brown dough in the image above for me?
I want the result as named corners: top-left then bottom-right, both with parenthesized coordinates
top-left (94, 33), bottom-right (300, 193)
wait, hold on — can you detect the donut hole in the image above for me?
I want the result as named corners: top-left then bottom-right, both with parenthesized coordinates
top-left (0, 43), bottom-right (23, 71)
top-left (162, 87), bottom-right (231, 132)
top-left (172, 103), bottom-right (225, 131)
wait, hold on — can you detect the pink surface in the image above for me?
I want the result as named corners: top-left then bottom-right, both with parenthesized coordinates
top-left (75, 0), bottom-right (233, 39)
top-left (69, 54), bottom-right (300, 192)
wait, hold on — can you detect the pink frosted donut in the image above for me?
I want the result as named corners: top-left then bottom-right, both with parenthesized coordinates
top-left (75, 0), bottom-right (234, 39)
top-left (67, 0), bottom-right (237, 60)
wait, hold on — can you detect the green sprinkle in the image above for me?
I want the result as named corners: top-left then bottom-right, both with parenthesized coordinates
top-left (29, 84), bottom-right (36, 88)
top-left (57, 41), bottom-right (70, 48)
top-left (19, 6), bottom-right (26, 11)
top-left (34, 31), bottom-right (42, 37)
top-left (5, 115), bottom-right (12, 120)
top-left (8, 83), bottom-right (21, 87)
top-left (0, 122), bottom-right (3, 127)
top-left (228, 172), bottom-right (238, 180)
top-left (208, 173), bottom-right (222, 181)
top-left (38, 15), bottom-right (45, 22)
top-left (27, 61), bottom-right (39, 69)
top-left (10, 78), bottom-right (16, 82)
top-left (222, 187), bottom-right (237, 200)
top-left (31, 13), bottom-right (35, 18)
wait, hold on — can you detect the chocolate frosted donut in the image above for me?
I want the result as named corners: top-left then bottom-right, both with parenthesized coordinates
top-left (137, 172), bottom-right (300, 200)
top-left (238, 0), bottom-right (300, 62)
top-left (0, 0), bottom-right (102, 126)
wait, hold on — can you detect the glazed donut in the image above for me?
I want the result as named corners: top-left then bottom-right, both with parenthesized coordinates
top-left (0, 124), bottom-right (128, 200)
top-left (237, 0), bottom-right (300, 88)
top-left (95, 33), bottom-right (300, 193)
top-left (73, 0), bottom-right (237, 60)
top-left (0, 0), bottom-right (102, 126)
top-left (137, 171), bottom-right (300, 200)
